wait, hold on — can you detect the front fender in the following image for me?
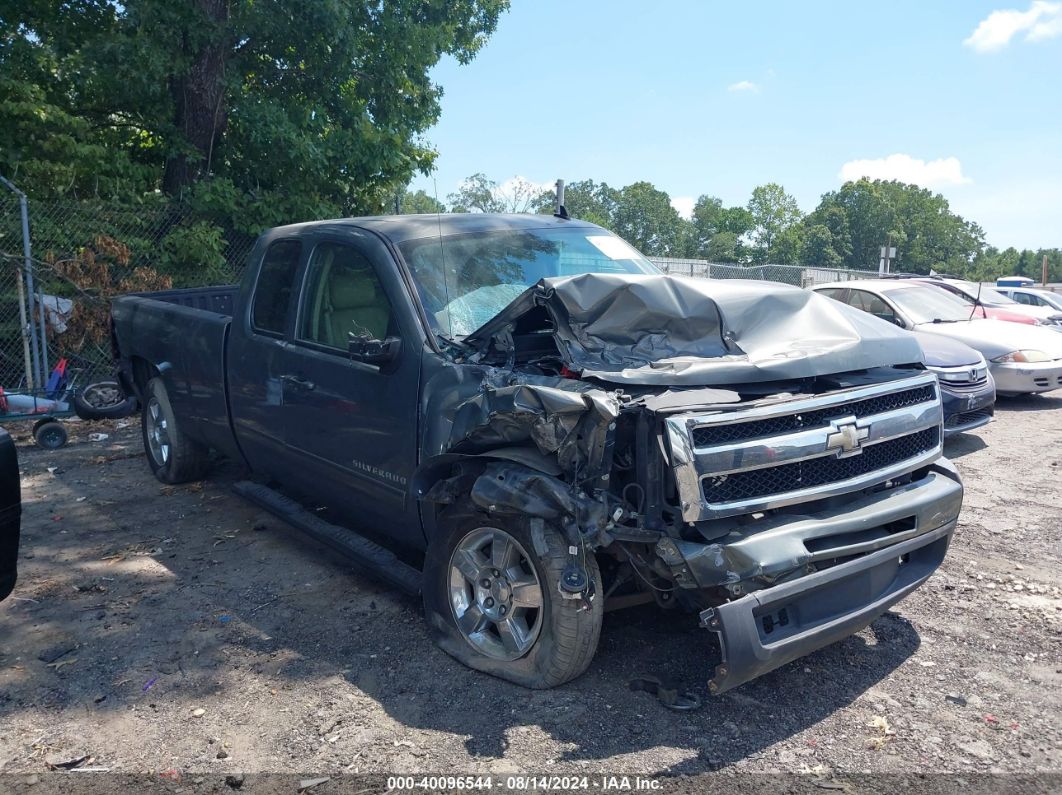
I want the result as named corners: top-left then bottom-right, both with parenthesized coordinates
top-left (410, 446), bottom-right (562, 502)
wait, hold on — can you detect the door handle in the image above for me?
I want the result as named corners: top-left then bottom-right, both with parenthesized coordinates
top-left (281, 374), bottom-right (316, 391)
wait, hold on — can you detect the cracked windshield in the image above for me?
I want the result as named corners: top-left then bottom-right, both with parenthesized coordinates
top-left (399, 227), bottom-right (658, 337)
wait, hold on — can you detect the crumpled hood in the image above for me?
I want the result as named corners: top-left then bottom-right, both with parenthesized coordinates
top-left (465, 273), bottom-right (925, 386)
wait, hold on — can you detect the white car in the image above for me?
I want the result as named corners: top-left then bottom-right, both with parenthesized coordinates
top-left (994, 285), bottom-right (1062, 313)
top-left (813, 280), bottom-right (1062, 396)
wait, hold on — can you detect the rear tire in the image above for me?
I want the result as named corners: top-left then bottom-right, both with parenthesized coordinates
top-left (142, 378), bottom-right (209, 484)
top-left (423, 502), bottom-right (603, 688)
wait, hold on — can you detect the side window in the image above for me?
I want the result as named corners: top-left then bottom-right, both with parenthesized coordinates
top-left (851, 290), bottom-right (899, 325)
top-left (252, 239), bottom-right (301, 336)
top-left (844, 290), bottom-right (870, 311)
top-left (297, 242), bottom-right (394, 351)
top-left (817, 288), bottom-right (847, 301)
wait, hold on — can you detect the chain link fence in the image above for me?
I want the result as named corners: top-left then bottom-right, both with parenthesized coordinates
top-left (0, 184), bottom-right (255, 391)
top-left (649, 257), bottom-right (881, 286)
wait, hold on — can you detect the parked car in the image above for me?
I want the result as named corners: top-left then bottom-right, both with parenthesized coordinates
top-left (813, 280), bottom-right (1062, 396)
top-left (994, 285), bottom-right (1062, 313)
top-left (910, 333), bottom-right (995, 436)
top-left (112, 214), bottom-right (964, 693)
top-left (886, 278), bottom-right (1034, 326)
top-left (0, 426), bottom-right (21, 602)
top-left (915, 277), bottom-right (1062, 330)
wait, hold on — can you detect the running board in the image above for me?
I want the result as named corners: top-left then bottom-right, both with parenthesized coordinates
top-left (233, 481), bottom-right (422, 596)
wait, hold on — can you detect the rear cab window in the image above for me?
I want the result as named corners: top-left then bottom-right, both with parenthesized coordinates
top-left (252, 239), bottom-right (302, 336)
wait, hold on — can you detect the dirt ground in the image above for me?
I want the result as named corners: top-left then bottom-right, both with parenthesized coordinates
top-left (0, 395), bottom-right (1060, 782)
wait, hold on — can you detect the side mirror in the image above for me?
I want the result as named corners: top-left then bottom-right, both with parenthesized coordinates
top-left (349, 334), bottom-right (401, 366)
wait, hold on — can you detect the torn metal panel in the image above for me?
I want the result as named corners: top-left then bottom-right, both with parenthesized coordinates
top-left (419, 357), bottom-right (620, 476)
top-left (464, 273), bottom-right (925, 386)
top-left (469, 463), bottom-right (610, 541)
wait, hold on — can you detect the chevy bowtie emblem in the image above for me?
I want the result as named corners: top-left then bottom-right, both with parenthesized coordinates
top-left (825, 419), bottom-right (869, 458)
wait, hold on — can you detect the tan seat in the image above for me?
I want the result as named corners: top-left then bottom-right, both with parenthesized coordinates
top-left (323, 265), bottom-right (390, 345)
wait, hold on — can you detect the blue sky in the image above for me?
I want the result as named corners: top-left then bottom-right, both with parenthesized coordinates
top-left (410, 0), bottom-right (1062, 250)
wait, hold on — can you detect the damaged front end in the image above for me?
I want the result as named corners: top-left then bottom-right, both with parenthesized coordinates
top-left (413, 273), bottom-right (961, 693)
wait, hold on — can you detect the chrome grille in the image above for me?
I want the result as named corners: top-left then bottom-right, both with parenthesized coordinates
top-left (942, 377), bottom-right (990, 393)
top-left (692, 384), bottom-right (935, 447)
top-left (702, 427), bottom-right (939, 504)
top-left (931, 362), bottom-right (990, 393)
top-left (665, 373), bottom-right (944, 522)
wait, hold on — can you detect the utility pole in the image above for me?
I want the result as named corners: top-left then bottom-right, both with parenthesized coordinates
top-left (1044, 254), bottom-right (1049, 287)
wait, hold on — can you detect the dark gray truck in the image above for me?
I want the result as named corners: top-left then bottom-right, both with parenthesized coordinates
top-left (111, 214), bottom-right (962, 692)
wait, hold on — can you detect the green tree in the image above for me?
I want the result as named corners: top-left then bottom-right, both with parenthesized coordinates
top-left (747, 183), bottom-right (803, 264)
top-left (807, 179), bottom-right (983, 274)
top-left (690, 195), bottom-right (723, 252)
top-left (1, 0), bottom-right (509, 227)
top-left (772, 224), bottom-right (805, 265)
top-left (611, 181), bottom-right (691, 257)
top-left (545, 179), bottom-right (620, 227)
top-left (449, 173), bottom-right (551, 213)
top-left (449, 173), bottom-right (504, 213)
top-left (802, 224), bottom-right (842, 267)
top-left (705, 231), bottom-right (741, 263)
top-left (400, 189), bottom-right (447, 214)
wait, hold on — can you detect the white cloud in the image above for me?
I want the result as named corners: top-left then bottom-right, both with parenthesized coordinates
top-left (839, 154), bottom-right (972, 188)
top-left (727, 80), bottom-right (759, 93)
top-left (670, 196), bottom-right (695, 219)
top-left (963, 1), bottom-right (1062, 53)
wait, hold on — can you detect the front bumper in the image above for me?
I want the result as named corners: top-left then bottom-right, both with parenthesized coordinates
top-left (991, 360), bottom-right (1062, 395)
top-left (665, 462), bottom-right (962, 693)
top-left (701, 519), bottom-right (952, 693)
top-left (941, 380), bottom-right (995, 437)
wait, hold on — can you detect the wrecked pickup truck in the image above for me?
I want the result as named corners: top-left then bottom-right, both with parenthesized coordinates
top-left (111, 214), bottom-right (962, 692)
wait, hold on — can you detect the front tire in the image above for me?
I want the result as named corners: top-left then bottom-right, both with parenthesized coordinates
top-left (142, 378), bottom-right (209, 484)
top-left (423, 503), bottom-right (603, 688)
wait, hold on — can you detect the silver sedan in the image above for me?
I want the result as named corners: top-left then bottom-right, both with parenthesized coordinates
top-left (812, 280), bottom-right (1062, 396)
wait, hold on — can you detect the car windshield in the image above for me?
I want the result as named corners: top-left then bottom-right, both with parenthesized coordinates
top-left (885, 285), bottom-right (976, 324)
top-left (398, 227), bottom-right (658, 337)
top-left (948, 281), bottom-right (1018, 305)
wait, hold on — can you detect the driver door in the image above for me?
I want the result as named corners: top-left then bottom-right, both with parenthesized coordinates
top-left (279, 231), bottom-right (424, 549)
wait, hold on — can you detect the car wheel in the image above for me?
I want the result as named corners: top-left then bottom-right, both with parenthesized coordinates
top-left (142, 378), bottom-right (209, 484)
top-left (423, 502), bottom-right (603, 688)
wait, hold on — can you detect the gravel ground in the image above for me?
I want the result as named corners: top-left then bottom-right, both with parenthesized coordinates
top-left (0, 395), bottom-right (1060, 782)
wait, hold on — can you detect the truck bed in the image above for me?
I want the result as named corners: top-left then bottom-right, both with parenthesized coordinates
top-left (132, 285), bottom-right (238, 316)
top-left (112, 287), bottom-right (239, 459)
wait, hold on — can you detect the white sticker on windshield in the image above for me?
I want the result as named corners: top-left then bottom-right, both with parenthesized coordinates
top-left (586, 235), bottom-right (641, 261)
